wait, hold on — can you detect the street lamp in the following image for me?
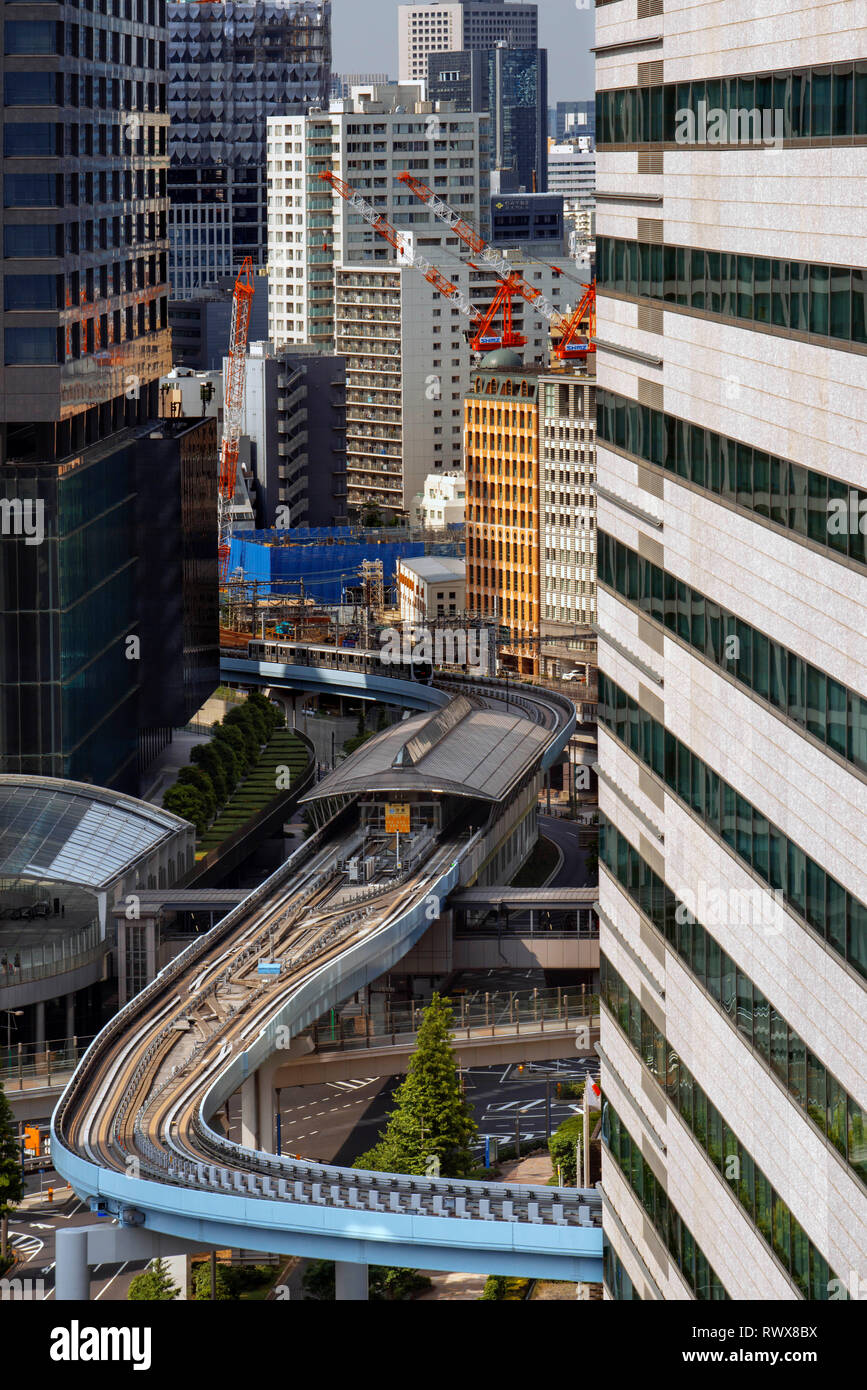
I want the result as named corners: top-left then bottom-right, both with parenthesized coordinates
top-left (3, 1010), bottom-right (23, 1069)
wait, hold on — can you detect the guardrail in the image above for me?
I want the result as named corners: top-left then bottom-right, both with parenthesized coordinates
top-left (1, 1035), bottom-right (96, 1089)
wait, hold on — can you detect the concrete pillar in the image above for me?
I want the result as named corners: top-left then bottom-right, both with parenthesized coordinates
top-left (163, 1253), bottom-right (189, 1300)
top-left (34, 1001), bottom-right (46, 1046)
top-left (256, 1063), bottom-right (275, 1154)
top-left (240, 1076), bottom-right (259, 1149)
top-left (335, 1261), bottom-right (368, 1301)
top-left (56, 1227), bottom-right (91, 1301)
top-left (65, 991), bottom-right (75, 1040)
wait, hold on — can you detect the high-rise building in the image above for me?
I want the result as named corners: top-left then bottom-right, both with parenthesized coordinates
top-left (427, 45), bottom-right (548, 193)
top-left (266, 90), bottom-right (491, 349)
top-left (167, 0), bottom-right (331, 298)
top-left (398, 1), bottom-right (537, 85)
top-left (595, 5), bottom-right (867, 1300)
top-left (555, 99), bottom-right (595, 143)
top-left (489, 192), bottom-right (564, 248)
top-left (330, 72), bottom-right (390, 100)
top-left (233, 340), bottom-right (347, 528)
top-left (540, 364), bottom-right (596, 629)
top-left (464, 350), bottom-right (541, 675)
top-left (547, 138), bottom-right (595, 206)
top-left (335, 252), bottom-right (570, 515)
top-left (0, 0), bottom-right (220, 792)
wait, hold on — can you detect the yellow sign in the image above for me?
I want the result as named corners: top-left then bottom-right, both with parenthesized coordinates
top-left (384, 803), bottom-right (411, 834)
top-left (24, 1125), bottom-right (40, 1156)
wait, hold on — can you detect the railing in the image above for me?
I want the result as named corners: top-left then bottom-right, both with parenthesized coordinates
top-left (1, 1035), bottom-right (96, 1090)
top-left (0, 921), bottom-right (102, 986)
top-left (309, 987), bottom-right (599, 1053)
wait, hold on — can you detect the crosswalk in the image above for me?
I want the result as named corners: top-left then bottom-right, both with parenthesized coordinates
top-left (325, 1076), bottom-right (377, 1092)
top-left (10, 1233), bottom-right (43, 1260)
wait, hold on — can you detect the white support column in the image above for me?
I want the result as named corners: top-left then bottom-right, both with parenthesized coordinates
top-left (162, 1253), bottom-right (189, 1300)
top-left (34, 1001), bottom-right (46, 1046)
top-left (56, 1227), bottom-right (90, 1301)
top-left (240, 1075), bottom-right (259, 1149)
top-left (65, 991), bottom-right (75, 1040)
top-left (335, 1261), bottom-right (368, 1301)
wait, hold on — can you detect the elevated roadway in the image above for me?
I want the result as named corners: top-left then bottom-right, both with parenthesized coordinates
top-left (51, 675), bottom-right (599, 1295)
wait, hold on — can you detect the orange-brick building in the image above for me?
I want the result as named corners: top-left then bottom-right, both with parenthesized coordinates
top-left (464, 349), bottom-right (543, 677)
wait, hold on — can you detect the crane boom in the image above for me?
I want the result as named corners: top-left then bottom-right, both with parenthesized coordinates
top-left (397, 171), bottom-right (595, 357)
top-left (218, 257), bottom-right (255, 583)
top-left (320, 170), bottom-right (526, 352)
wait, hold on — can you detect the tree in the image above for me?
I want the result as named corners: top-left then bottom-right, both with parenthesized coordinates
top-left (0, 1083), bottom-right (23, 1267)
top-left (213, 722), bottom-right (253, 774)
top-left (548, 1112), bottom-right (584, 1186)
top-left (223, 705), bottom-right (260, 762)
top-left (301, 1260), bottom-right (431, 1301)
top-left (354, 994), bottom-right (478, 1179)
top-left (205, 735), bottom-right (241, 792)
top-left (192, 1259), bottom-right (233, 1300)
top-left (176, 766), bottom-right (216, 822)
top-left (127, 1257), bottom-right (180, 1301)
top-left (162, 783), bottom-right (209, 834)
top-left (190, 742), bottom-right (229, 803)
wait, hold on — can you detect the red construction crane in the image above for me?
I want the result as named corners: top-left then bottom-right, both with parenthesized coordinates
top-left (319, 170), bottom-right (526, 353)
top-left (397, 171), bottom-right (595, 357)
top-left (218, 257), bottom-right (255, 583)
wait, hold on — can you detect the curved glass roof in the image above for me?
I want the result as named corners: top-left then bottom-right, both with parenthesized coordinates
top-left (0, 777), bottom-right (188, 891)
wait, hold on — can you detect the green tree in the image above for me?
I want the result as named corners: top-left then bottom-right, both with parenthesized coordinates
top-left (213, 722), bottom-right (252, 774)
top-left (0, 1083), bottom-right (23, 1267)
top-left (223, 705), bottom-right (260, 762)
top-left (176, 766), bottom-right (216, 822)
top-left (127, 1257), bottom-right (180, 1301)
top-left (548, 1112), bottom-right (584, 1186)
top-left (354, 994), bottom-right (478, 1179)
top-left (190, 741), bottom-right (229, 802)
top-left (192, 1259), bottom-right (234, 1300)
top-left (162, 783), bottom-right (209, 834)
top-left (301, 1260), bottom-right (431, 1301)
top-left (206, 735), bottom-right (241, 791)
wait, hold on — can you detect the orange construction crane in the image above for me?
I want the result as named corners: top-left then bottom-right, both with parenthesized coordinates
top-left (320, 170), bottom-right (526, 353)
top-left (218, 257), bottom-right (255, 583)
top-left (397, 171), bottom-right (595, 357)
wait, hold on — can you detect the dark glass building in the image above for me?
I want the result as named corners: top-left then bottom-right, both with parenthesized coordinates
top-left (427, 44), bottom-right (547, 193)
top-left (167, 0), bottom-right (331, 298)
top-left (0, 0), bottom-right (218, 791)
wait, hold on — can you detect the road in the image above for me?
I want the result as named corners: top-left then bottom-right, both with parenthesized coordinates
top-left (4, 1191), bottom-right (148, 1302)
top-left (538, 814), bottom-right (594, 888)
top-left (225, 1060), bottom-right (598, 1170)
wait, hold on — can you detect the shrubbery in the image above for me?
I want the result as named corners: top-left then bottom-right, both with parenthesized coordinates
top-left (163, 693), bottom-right (285, 834)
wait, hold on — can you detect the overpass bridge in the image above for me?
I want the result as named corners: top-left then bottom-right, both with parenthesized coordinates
top-left (51, 673), bottom-right (601, 1297)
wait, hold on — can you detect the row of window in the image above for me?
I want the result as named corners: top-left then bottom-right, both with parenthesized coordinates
top-left (598, 63), bottom-right (867, 145)
top-left (602, 1236), bottom-right (642, 1300)
top-left (603, 1102), bottom-right (729, 1299)
top-left (597, 530), bottom-right (867, 774)
top-left (597, 237), bottom-right (867, 347)
top-left (596, 388), bottom-right (867, 569)
top-left (602, 957), bottom-right (847, 1299)
top-left (599, 814), bottom-right (867, 1192)
top-left (598, 672), bottom-right (867, 980)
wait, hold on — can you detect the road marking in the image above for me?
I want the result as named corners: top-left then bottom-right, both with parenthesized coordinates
top-left (94, 1261), bottom-right (129, 1301)
top-left (41, 1262), bottom-right (56, 1300)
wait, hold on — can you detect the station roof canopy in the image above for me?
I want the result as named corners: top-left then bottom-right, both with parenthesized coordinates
top-left (302, 695), bottom-right (550, 804)
top-left (0, 776), bottom-right (189, 892)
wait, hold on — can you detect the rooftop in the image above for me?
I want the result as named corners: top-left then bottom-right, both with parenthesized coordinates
top-left (303, 694), bottom-right (549, 804)
top-left (399, 555), bottom-right (466, 584)
top-left (0, 776), bottom-right (190, 892)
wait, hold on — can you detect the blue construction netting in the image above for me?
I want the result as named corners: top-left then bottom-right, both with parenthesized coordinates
top-left (227, 529), bottom-right (464, 606)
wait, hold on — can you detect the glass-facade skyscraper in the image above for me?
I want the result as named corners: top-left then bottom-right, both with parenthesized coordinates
top-left (0, 0), bottom-right (218, 791)
top-left (427, 45), bottom-right (547, 193)
top-left (167, 0), bottom-right (331, 298)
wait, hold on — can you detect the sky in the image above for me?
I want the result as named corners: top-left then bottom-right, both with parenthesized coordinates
top-left (330, 0), bottom-right (595, 106)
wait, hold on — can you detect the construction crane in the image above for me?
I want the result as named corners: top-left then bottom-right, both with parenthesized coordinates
top-left (397, 172), bottom-right (596, 357)
top-left (319, 170), bottom-right (527, 353)
top-left (218, 257), bottom-right (255, 584)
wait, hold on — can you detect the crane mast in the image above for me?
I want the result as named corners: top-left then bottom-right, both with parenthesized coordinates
top-left (218, 257), bottom-right (255, 583)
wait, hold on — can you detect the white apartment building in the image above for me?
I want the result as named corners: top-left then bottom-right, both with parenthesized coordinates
top-left (540, 365), bottom-right (596, 629)
top-left (412, 470), bottom-right (467, 529)
top-left (396, 554), bottom-right (467, 626)
top-left (595, 0), bottom-right (867, 1303)
top-left (335, 250), bottom-right (575, 513)
top-left (398, 1), bottom-right (538, 84)
top-left (547, 138), bottom-right (596, 208)
top-left (266, 92), bottom-right (491, 350)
